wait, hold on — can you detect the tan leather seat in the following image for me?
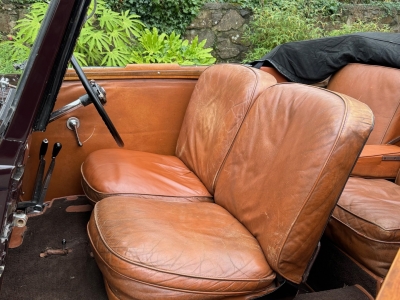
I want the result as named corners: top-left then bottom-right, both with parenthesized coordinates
top-left (325, 64), bottom-right (400, 278)
top-left (326, 177), bottom-right (400, 277)
top-left (327, 63), bottom-right (400, 179)
top-left (81, 64), bottom-right (277, 203)
top-left (88, 83), bottom-right (373, 299)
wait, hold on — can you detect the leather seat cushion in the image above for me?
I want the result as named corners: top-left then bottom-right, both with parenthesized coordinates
top-left (88, 197), bottom-right (276, 299)
top-left (351, 145), bottom-right (400, 179)
top-left (325, 177), bottom-right (400, 277)
top-left (81, 149), bottom-right (212, 203)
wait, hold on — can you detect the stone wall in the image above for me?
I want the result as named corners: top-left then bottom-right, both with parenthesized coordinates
top-left (0, 1), bottom-right (28, 41)
top-left (184, 3), bottom-right (400, 63)
top-left (338, 4), bottom-right (400, 32)
top-left (184, 3), bottom-right (252, 63)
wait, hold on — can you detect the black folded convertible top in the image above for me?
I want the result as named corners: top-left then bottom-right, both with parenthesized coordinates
top-left (251, 32), bottom-right (400, 84)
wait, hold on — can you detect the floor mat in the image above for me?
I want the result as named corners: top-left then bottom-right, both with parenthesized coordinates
top-left (0, 196), bottom-right (107, 300)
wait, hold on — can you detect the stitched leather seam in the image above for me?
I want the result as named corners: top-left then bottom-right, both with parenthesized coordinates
top-left (89, 225), bottom-right (275, 294)
top-left (212, 65), bottom-right (273, 191)
top-left (94, 245), bottom-right (275, 295)
top-left (335, 205), bottom-right (400, 231)
top-left (81, 165), bottom-right (213, 200)
top-left (92, 208), bottom-right (275, 283)
top-left (380, 90), bottom-right (400, 144)
top-left (330, 216), bottom-right (400, 244)
top-left (82, 180), bottom-right (213, 202)
top-left (276, 87), bottom-right (352, 283)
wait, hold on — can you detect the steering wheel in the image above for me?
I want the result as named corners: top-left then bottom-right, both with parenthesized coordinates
top-left (71, 56), bottom-right (124, 147)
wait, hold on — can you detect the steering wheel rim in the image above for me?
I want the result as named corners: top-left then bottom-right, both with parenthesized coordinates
top-left (71, 56), bottom-right (124, 147)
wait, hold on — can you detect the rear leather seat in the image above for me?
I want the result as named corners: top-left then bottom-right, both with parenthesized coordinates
top-left (327, 63), bottom-right (400, 180)
top-left (325, 177), bottom-right (400, 278)
top-left (325, 64), bottom-right (400, 278)
top-left (87, 82), bottom-right (373, 299)
top-left (81, 64), bottom-right (277, 203)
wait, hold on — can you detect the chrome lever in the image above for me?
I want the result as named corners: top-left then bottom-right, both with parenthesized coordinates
top-left (66, 117), bottom-right (83, 147)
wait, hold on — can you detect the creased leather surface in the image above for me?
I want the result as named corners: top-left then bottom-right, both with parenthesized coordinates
top-left (214, 83), bottom-right (374, 283)
top-left (88, 197), bottom-right (276, 299)
top-left (176, 64), bottom-right (277, 194)
top-left (352, 144), bottom-right (400, 179)
top-left (82, 149), bottom-right (212, 203)
top-left (328, 63), bottom-right (400, 145)
top-left (326, 177), bottom-right (400, 277)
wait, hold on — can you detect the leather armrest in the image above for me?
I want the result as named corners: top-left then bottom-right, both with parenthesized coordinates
top-left (352, 145), bottom-right (400, 179)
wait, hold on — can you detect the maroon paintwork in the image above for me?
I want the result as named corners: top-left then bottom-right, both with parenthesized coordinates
top-left (0, 0), bottom-right (91, 278)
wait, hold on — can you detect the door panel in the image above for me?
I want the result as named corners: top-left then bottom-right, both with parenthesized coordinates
top-left (22, 67), bottom-right (203, 201)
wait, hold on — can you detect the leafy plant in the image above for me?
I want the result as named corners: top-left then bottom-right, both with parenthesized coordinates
top-left (243, 3), bottom-right (323, 61)
top-left (0, 0), bottom-right (144, 67)
top-left (324, 20), bottom-right (390, 36)
top-left (131, 28), bottom-right (215, 65)
top-left (243, 0), bottom-right (393, 62)
top-left (0, 43), bottom-right (20, 74)
top-left (105, 0), bottom-right (205, 35)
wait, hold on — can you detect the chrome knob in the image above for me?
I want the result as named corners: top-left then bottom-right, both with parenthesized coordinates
top-left (66, 117), bottom-right (83, 147)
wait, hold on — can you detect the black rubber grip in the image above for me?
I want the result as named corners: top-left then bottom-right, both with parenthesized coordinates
top-left (52, 143), bottom-right (62, 158)
top-left (39, 139), bottom-right (49, 158)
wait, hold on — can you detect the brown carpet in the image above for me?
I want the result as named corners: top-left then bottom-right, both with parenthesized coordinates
top-left (0, 196), bottom-right (107, 300)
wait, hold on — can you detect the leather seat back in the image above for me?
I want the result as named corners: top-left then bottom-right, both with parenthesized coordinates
top-left (176, 64), bottom-right (277, 194)
top-left (327, 63), bottom-right (400, 145)
top-left (214, 83), bottom-right (374, 283)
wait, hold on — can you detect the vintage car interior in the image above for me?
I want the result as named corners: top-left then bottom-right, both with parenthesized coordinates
top-left (0, 0), bottom-right (399, 299)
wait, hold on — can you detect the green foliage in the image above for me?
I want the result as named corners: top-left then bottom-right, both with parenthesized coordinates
top-left (243, 3), bottom-right (323, 61)
top-left (1, 0), bottom-right (215, 68)
top-left (324, 20), bottom-right (391, 36)
top-left (0, 43), bottom-right (20, 74)
top-left (209, 0), bottom-right (340, 15)
top-left (243, 0), bottom-right (394, 62)
top-left (1, 0), bottom-right (144, 67)
top-left (8, 0), bottom-right (40, 5)
top-left (131, 28), bottom-right (215, 65)
top-left (105, 0), bottom-right (205, 35)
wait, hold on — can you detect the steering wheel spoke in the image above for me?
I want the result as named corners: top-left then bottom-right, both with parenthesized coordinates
top-left (71, 56), bottom-right (124, 147)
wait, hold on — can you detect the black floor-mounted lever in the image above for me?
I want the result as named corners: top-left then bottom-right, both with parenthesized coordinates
top-left (17, 141), bottom-right (62, 212)
top-left (32, 139), bottom-right (48, 203)
top-left (35, 143), bottom-right (62, 210)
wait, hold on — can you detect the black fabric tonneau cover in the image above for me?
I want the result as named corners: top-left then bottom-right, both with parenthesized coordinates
top-left (251, 32), bottom-right (400, 84)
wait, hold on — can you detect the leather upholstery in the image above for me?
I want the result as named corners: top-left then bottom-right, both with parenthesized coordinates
top-left (82, 150), bottom-right (212, 203)
top-left (352, 145), bottom-right (400, 179)
top-left (88, 197), bottom-right (276, 300)
top-left (325, 177), bottom-right (400, 277)
top-left (176, 64), bottom-right (277, 194)
top-left (260, 66), bottom-right (288, 82)
top-left (82, 64), bottom-right (277, 202)
top-left (214, 83), bottom-right (374, 283)
top-left (327, 63), bottom-right (400, 145)
top-left (325, 63), bottom-right (400, 279)
top-left (24, 78), bottom-right (198, 201)
top-left (88, 82), bottom-right (373, 299)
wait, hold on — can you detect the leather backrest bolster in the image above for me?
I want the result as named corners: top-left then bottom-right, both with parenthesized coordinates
top-left (176, 64), bottom-right (277, 193)
top-left (328, 63), bottom-right (400, 145)
top-left (214, 83), bottom-right (374, 283)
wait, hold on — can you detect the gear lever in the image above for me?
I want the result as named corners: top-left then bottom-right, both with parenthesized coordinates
top-left (35, 143), bottom-right (62, 211)
top-left (32, 139), bottom-right (48, 203)
top-left (18, 142), bottom-right (62, 212)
